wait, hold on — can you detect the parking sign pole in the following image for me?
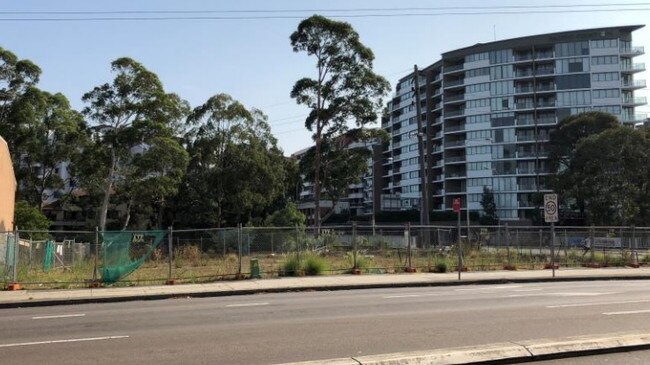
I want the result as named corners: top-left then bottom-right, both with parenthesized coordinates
top-left (551, 222), bottom-right (555, 278)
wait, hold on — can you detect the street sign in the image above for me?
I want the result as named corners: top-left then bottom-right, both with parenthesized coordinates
top-left (544, 194), bottom-right (559, 223)
top-left (452, 198), bottom-right (461, 214)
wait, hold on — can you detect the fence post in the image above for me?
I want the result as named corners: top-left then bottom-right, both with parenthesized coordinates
top-left (505, 223), bottom-right (510, 266)
top-left (295, 224), bottom-right (300, 268)
top-left (93, 227), bottom-right (99, 284)
top-left (405, 223), bottom-right (414, 272)
top-left (237, 224), bottom-right (243, 277)
top-left (589, 224), bottom-right (595, 263)
top-left (271, 232), bottom-right (274, 255)
top-left (539, 229), bottom-right (542, 255)
top-left (166, 226), bottom-right (174, 285)
top-left (551, 223), bottom-right (556, 278)
top-left (632, 225), bottom-right (638, 266)
top-left (12, 225), bottom-right (19, 285)
top-left (222, 230), bottom-right (226, 257)
top-left (352, 222), bottom-right (358, 273)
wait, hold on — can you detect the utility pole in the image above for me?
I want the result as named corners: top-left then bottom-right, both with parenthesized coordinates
top-left (413, 65), bottom-right (431, 235)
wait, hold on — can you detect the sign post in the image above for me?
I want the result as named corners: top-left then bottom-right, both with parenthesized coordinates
top-left (453, 198), bottom-right (462, 280)
top-left (544, 194), bottom-right (559, 278)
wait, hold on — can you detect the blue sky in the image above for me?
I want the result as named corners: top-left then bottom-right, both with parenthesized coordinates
top-left (2, 0), bottom-right (649, 155)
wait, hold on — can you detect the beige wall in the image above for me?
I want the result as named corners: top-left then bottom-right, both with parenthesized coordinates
top-left (0, 136), bottom-right (16, 232)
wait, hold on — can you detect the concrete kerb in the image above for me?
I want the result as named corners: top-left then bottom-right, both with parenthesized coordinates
top-left (277, 332), bottom-right (650, 365)
top-left (3, 273), bottom-right (650, 309)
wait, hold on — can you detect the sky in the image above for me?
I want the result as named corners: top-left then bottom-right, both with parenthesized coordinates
top-left (1, 0), bottom-right (649, 156)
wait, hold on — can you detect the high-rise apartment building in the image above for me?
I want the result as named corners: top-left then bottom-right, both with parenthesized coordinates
top-left (381, 25), bottom-right (647, 220)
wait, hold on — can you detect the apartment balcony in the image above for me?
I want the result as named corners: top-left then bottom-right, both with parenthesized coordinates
top-left (445, 109), bottom-right (465, 118)
top-left (446, 188), bottom-right (466, 193)
top-left (446, 172), bottom-right (467, 179)
top-left (517, 135), bottom-right (549, 142)
top-left (621, 113), bottom-right (648, 123)
top-left (622, 79), bottom-right (646, 89)
top-left (622, 96), bottom-right (647, 106)
top-left (445, 140), bottom-right (466, 148)
top-left (516, 117), bottom-right (557, 126)
top-left (517, 151), bottom-right (549, 158)
top-left (433, 189), bottom-right (445, 196)
top-left (444, 79), bottom-right (465, 89)
top-left (444, 124), bottom-right (465, 133)
top-left (444, 63), bottom-right (465, 74)
top-left (515, 100), bottom-right (556, 110)
top-left (445, 156), bottom-right (466, 164)
top-left (516, 168), bottom-right (537, 174)
top-left (620, 46), bottom-right (645, 56)
top-left (433, 174), bottom-right (444, 182)
top-left (621, 63), bottom-right (646, 73)
top-left (432, 131), bottom-right (443, 139)
top-left (444, 94), bottom-right (465, 103)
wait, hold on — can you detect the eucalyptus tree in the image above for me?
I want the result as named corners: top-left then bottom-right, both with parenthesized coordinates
top-left (81, 58), bottom-right (188, 230)
top-left (178, 94), bottom-right (286, 227)
top-left (290, 15), bottom-right (389, 231)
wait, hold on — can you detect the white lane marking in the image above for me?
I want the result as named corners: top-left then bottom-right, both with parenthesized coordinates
top-left (32, 314), bottom-right (86, 320)
top-left (547, 299), bottom-right (650, 309)
top-left (0, 336), bottom-right (129, 348)
top-left (603, 309), bottom-right (650, 316)
top-left (508, 292), bottom-right (616, 298)
top-left (225, 302), bottom-right (269, 308)
top-left (384, 294), bottom-right (425, 299)
top-left (455, 285), bottom-right (522, 291)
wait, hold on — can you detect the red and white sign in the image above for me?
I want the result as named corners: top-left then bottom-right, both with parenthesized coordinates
top-left (452, 198), bottom-right (461, 214)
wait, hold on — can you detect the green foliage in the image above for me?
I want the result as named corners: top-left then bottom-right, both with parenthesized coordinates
top-left (0, 47), bottom-right (41, 128)
top-left (432, 259), bottom-right (448, 273)
top-left (280, 256), bottom-right (301, 276)
top-left (14, 201), bottom-right (50, 236)
top-left (176, 94), bottom-right (288, 228)
top-left (290, 15), bottom-right (390, 227)
top-left (265, 203), bottom-right (305, 227)
top-left (480, 186), bottom-right (498, 225)
top-left (80, 57), bottom-right (189, 230)
top-left (303, 255), bottom-right (328, 275)
top-left (346, 251), bottom-right (372, 270)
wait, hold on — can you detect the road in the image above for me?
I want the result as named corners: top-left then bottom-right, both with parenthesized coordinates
top-left (2, 280), bottom-right (650, 364)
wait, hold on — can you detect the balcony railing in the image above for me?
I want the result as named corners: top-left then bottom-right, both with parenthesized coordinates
top-left (620, 46), bottom-right (645, 55)
top-left (444, 64), bottom-right (465, 73)
top-left (622, 96), bottom-right (647, 105)
top-left (444, 79), bottom-right (465, 88)
top-left (446, 140), bottom-right (465, 147)
top-left (622, 80), bottom-right (646, 88)
top-left (445, 94), bottom-right (465, 102)
top-left (445, 156), bottom-right (466, 163)
top-left (516, 117), bottom-right (557, 126)
top-left (445, 124), bottom-right (465, 132)
top-left (621, 63), bottom-right (646, 72)
top-left (445, 109), bottom-right (465, 117)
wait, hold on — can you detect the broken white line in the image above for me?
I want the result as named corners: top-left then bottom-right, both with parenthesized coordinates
top-left (603, 309), bottom-right (650, 316)
top-left (547, 299), bottom-right (650, 309)
top-left (32, 314), bottom-right (86, 320)
top-left (0, 336), bottom-right (129, 348)
top-left (225, 302), bottom-right (269, 308)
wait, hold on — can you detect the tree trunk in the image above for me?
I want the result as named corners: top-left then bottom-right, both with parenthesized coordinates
top-left (99, 150), bottom-right (117, 231)
top-left (313, 128), bottom-right (322, 235)
top-left (121, 197), bottom-right (133, 231)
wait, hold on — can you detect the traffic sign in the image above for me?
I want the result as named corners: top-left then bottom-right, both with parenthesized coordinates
top-left (452, 198), bottom-right (461, 214)
top-left (544, 194), bottom-right (558, 223)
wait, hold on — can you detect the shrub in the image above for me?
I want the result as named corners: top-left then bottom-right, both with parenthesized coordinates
top-left (346, 251), bottom-right (372, 270)
top-left (433, 259), bottom-right (448, 273)
top-left (303, 255), bottom-right (328, 276)
top-left (281, 256), bottom-right (301, 276)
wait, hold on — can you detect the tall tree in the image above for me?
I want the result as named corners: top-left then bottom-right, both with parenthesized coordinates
top-left (570, 127), bottom-right (649, 225)
top-left (81, 57), bottom-right (187, 230)
top-left (8, 87), bottom-right (88, 210)
top-left (290, 15), bottom-right (390, 231)
top-left (0, 47), bottom-right (41, 132)
top-left (548, 112), bottom-right (619, 219)
top-left (177, 94), bottom-right (286, 228)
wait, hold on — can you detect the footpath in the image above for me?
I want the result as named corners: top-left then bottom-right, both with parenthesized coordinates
top-left (2, 267), bottom-right (650, 308)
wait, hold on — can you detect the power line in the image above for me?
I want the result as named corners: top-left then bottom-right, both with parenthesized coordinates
top-left (3, 3), bottom-right (650, 15)
top-left (2, 7), bottom-right (650, 21)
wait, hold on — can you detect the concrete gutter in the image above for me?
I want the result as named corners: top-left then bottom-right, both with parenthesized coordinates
top-left (278, 332), bottom-right (650, 364)
top-left (3, 270), bottom-right (650, 309)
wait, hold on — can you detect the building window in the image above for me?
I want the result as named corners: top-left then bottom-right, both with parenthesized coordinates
top-left (555, 41), bottom-right (589, 57)
top-left (465, 52), bottom-right (489, 63)
top-left (592, 89), bottom-right (620, 99)
top-left (557, 90), bottom-right (591, 106)
top-left (592, 72), bottom-right (620, 82)
top-left (591, 56), bottom-right (619, 65)
top-left (489, 49), bottom-right (513, 64)
top-left (591, 39), bottom-right (618, 48)
top-left (593, 105), bottom-right (621, 114)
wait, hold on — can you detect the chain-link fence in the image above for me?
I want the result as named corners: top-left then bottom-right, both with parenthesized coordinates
top-left (3, 224), bottom-right (650, 289)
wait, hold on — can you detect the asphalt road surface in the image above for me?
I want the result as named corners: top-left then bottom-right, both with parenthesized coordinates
top-left (3, 280), bottom-right (650, 364)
